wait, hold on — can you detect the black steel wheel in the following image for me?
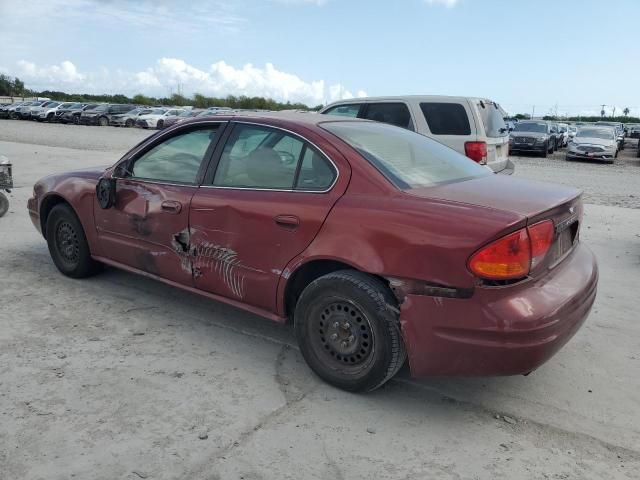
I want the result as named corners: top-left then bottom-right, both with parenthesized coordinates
top-left (295, 270), bottom-right (406, 392)
top-left (46, 203), bottom-right (101, 278)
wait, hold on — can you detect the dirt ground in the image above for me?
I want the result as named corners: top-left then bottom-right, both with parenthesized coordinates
top-left (0, 121), bottom-right (639, 480)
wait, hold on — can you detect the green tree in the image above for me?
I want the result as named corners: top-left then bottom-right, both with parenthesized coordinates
top-left (623, 107), bottom-right (630, 117)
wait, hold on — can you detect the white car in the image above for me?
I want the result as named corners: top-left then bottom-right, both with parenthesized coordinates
top-left (28, 101), bottom-right (58, 119)
top-left (37, 102), bottom-right (75, 122)
top-left (320, 95), bottom-right (513, 174)
top-left (135, 108), bottom-right (185, 129)
top-left (567, 125), bottom-right (578, 142)
top-left (566, 127), bottom-right (618, 163)
top-left (557, 123), bottom-right (570, 147)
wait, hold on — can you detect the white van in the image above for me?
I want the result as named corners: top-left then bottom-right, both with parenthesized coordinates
top-left (320, 95), bottom-right (514, 174)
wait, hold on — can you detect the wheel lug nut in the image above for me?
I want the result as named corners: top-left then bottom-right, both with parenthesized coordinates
top-left (330, 333), bottom-right (338, 341)
top-left (348, 335), bottom-right (355, 343)
top-left (341, 341), bottom-right (348, 348)
top-left (344, 322), bottom-right (351, 329)
top-left (333, 322), bottom-right (340, 328)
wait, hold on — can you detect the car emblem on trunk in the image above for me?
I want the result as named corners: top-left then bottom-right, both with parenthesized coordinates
top-left (569, 206), bottom-right (575, 214)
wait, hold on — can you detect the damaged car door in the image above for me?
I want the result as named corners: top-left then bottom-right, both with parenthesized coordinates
top-left (94, 124), bottom-right (223, 284)
top-left (189, 122), bottom-right (345, 312)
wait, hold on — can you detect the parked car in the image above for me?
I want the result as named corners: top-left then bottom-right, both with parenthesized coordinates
top-left (109, 107), bottom-right (152, 127)
top-left (627, 123), bottom-right (640, 139)
top-left (135, 108), bottom-right (184, 129)
top-left (557, 123), bottom-right (569, 148)
top-left (161, 109), bottom-right (205, 129)
top-left (320, 96), bottom-right (514, 174)
top-left (38, 102), bottom-right (75, 122)
top-left (58, 103), bottom-right (90, 124)
top-left (0, 101), bottom-right (28, 119)
top-left (567, 125), bottom-right (578, 142)
top-left (566, 127), bottom-right (618, 163)
top-left (27, 113), bottom-right (597, 392)
top-left (15, 101), bottom-right (45, 119)
top-left (29, 101), bottom-right (60, 120)
top-left (595, 121), bottom-right (625, 150)
top-left (509, 120), bottom-right (556, 156)
top-left (79, 103), bottom-right (135, 126)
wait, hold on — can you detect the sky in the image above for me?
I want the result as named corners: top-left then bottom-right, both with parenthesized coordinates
top-left (0, 0), bottom-right (638, 115)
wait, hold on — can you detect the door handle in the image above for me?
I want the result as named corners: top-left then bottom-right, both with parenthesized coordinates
top-left (161, 200), bottom-right (182, 214)
top-left (274, 214), bottom-right (299, 229)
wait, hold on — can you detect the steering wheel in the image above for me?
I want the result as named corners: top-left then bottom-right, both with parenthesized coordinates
top-left (275, 150), bottom-right (296, 165)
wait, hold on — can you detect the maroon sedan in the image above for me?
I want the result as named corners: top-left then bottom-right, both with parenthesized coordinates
top-left (28, 113), bottom-right (598, 392)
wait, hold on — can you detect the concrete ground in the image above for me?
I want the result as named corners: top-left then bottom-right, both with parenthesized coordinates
top-left (0, 121), bottom-right (639, 480)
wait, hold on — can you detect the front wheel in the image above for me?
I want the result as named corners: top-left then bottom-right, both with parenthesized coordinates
top-left (46, 203), bottom-right (101, 278)
top-left (0, 192), bottom-right (8, 217)
top-left (98, 116), bottom-right (109, 127)
top-left (157, 119), bottom-right (164, 129)
top-left (73, 115), bottom-right (80, 125)
top-left (125, 119), bottom-right (134, 127)
top-left (294, 270), bottom-right (406, 392)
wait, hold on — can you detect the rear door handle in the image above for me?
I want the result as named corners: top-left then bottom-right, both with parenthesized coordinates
top-left (274, 214), bottom-right (299, 229)
top-left (161, 200), bottom-right (182, 214)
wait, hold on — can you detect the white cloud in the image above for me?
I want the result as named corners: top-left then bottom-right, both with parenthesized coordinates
top-left (424, 0), bottom-right (459, 7)
top-left (12, 58), bottom-right (366, 106)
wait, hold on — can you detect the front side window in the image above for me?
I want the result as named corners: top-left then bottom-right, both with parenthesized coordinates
top-left (212, 124), bottom-right (336, 191)
top-left (130, 127), bottom-right (218, 184)
top-left (323, 121), bottom-right (490, 189)
top-left (324, 104), bottom-right (361, 118)
top-left (363, 103), bottom-right (413, 130)
top-left (420, 102), bottom-right (471, 135)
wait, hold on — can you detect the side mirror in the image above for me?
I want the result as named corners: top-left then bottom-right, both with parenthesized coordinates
top-left (96, 177), bottom-right (117, 209)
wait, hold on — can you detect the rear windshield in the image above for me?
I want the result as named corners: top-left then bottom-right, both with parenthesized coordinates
top-left (513, 122), bottom-right (547, 133)
top-left (323, 121), bottom-right (490, 189)
top-left (477, 101), bottom-right (508, 137)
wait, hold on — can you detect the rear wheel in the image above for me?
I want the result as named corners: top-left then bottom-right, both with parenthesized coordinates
top-left (47, 113), bottom-right (55, 122)
top-left (0, 192), bottom-right (8, 217)
top-left (125, 118), bottom-right (134, 127)
top-left (46, 204), bottom-right (101, 278)
top-left (98, 116), bottom-right (109, 127)
top-left (157, 119), bottom-right (164, 129)
top-left (73, 115), bottom-right (80, 125)
top-left (294, 270), bottom-right (406, 392)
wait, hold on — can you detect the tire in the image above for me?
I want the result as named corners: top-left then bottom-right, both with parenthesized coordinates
top-left (45, 203), bottom-right (101, 278)
top-left (125, 119), bottom-right (133, 128)
top-left (548, 141), bottom-right (554, 154)
top-left (47, 113), bottom-right (55, 122)
top-left (541, 143), bottom-right (548, 157)
top-left (98, 116), bottom-right (109, 127)
top-left (73, 115), bottom-right (80, 125)
top-left (157, 119), bottom-right (164, 129)
top-left (294, 270), bottom-right (406, 392)
top-left (0, 192), bottom-right (8, 218)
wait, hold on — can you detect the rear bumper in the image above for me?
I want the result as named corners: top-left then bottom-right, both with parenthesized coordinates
top-left (400, 243), bottom-right (598, 377)
top-left (496, 158), bottom-right (515, 175)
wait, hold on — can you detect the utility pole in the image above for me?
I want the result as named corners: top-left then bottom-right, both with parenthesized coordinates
top-left (612, 106), bottom-right (616, 118)
top-left (600, 104), bottom-right (606, 118)
top-left (532, 105), bottom-right (535, 119)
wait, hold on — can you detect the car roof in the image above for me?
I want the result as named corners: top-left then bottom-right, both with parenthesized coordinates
top-left (179, 111), bottom-right (369, 129)
top-left (323, 95), bottom-right (498, 105)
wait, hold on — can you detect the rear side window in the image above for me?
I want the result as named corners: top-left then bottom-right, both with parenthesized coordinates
top-left (362, 103), bottom-right (413, 130)
top-left (420, 103), bottom-right (471, 135)
top-left (324, 104), bottom-right (361, 118)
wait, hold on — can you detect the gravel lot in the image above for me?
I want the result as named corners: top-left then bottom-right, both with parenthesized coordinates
top-left (0, 121), bottom-right (639, 480)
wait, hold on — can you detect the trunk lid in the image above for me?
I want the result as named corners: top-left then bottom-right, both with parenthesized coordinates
top-left (408, 175), bottom-right (583, 274)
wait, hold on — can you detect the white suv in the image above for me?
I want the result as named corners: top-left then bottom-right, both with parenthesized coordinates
top-left (320, 95), bottom-right (513, 174)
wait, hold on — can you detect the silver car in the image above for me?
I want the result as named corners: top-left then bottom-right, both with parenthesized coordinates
top-left (566, 127), bottom-right (618, 163)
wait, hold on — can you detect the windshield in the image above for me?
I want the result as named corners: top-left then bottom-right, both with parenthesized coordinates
top-left (323, 121), bottom-right (491, 189)
top-left (513, 122), bottom-right (547, 133)
top-left (577, 128), bottom-right (614, 140)
top-left (477, 101), bottom-right (508, 137)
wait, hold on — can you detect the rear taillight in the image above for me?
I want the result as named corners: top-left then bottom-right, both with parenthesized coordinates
top-left (468, 220), bottom-right (555, 281)
top-left (528, 220), bottom-right (554, 268)
top-left (465, 141), bottom-right (487, 164)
